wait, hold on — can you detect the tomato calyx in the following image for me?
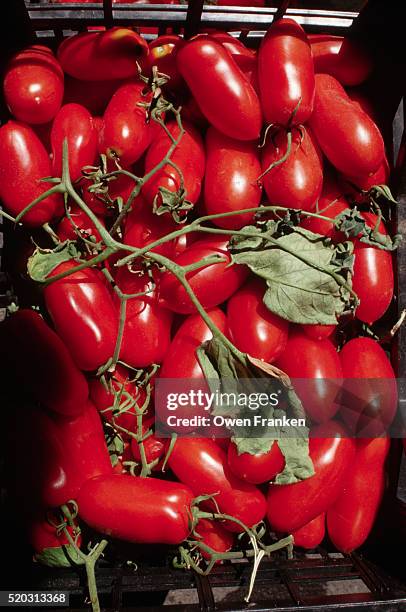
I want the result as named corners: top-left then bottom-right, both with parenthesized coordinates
top-left (152, 185), bottom-right (194, 224)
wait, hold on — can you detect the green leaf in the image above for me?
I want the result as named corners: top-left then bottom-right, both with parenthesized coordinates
top-left (230, 226), bottom-right (353, 325)
top-left (27, 241), bottom-right (80, 283)
top-left (335, 207), bottom-right (401, 251)
top-left (197, 337), bottom-right (314, 484)
top-left (34, 545), bottom-right (84, 568)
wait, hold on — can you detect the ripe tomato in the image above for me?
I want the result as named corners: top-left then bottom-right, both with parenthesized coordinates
top-left (63, 75), bottom-right (125, 115)
top-left (227, 440), bottom-right (285, 484)
top-left (309, 34), bottom-right (342, 74)
top-left (148, 35), bottom-right (185, 93)
top-left (301, 324), bottom-right (336, 341)
top-left (56, 205), bottom-right (104, 243)
top-left (89, 365), bottom-right (148, 437)
top-left (27, 515), bottom-right (82, 557)
top-left (338, 338), bottom-right (397, 437)
top-left (309, 74), bottom-right (384, 177)
top-left (77, 474), bottom-right (193, 545)
top-left (203, 127), bottom-right (262, 230)
top-left (267, 421), bottom-right (356, 532)
top-left (168, 438), bottom-right (267, 532)
top-left (0, 121), bottom-right (60, 226)
top-left (57, 28), bottom-right (148, 81)
top-left (261, 127), bottom-right (323, 212)
top-left (159, 236), bottom-right (248, 314)
top-left (176, 38), bottom-right (262, 141)
top-left (159, 308), bottom-right (227, 380)
top-left (343, 156), bottom-right (390, 194)
top-left (226, 279), bottom-right (289, 363)
top-left (3, 46), bottom-right (64, 124)
top-left (275, 331), bottom-right (342, 424)
top-left (0, 310), bottom-right (88, 418)
top-left (352, 213), bottom-right (393, 325)
top-left (327, 437), bottom-right (390, 553)
top-left (44, 260), bottom-right (118, 371)
top-left (142, 120), bottom-right (205, 209)
top-left (51, 103), bottom-right (98, 182)
top-left (300, 171), bottom-right (348, 241)
top-left (124, 195), bottom-right (181, 259)
top-left (202, 32), bottom-right (256, 68)
top-left (130, 425), bottom-right (168, 467)
top-left (114, 268), bottom-right (173, 368)
top-left (195, 519), bottom-right (234, 560)
top-left (258, 19), bottom-right (315, 126)
top-left (292, 513), bottom-right (325, 549)
top-left (101, 82), bottom-right (152, 166)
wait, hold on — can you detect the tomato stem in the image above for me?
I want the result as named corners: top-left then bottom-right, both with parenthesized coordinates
top-left (257, 128), bottom-right (292, 182)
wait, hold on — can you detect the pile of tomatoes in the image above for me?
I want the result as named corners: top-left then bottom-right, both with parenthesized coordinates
top-left (0, 14), bottom-right (401, 608)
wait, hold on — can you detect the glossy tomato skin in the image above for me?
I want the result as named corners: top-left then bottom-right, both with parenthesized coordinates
top-left (77, 474), bottom-right (193, 544)
top-left (159, 308), bottom-right (227, 380)
top-left (275, 331), bottom-right (342, 424)
top-left (309, 74), bottom-right (384, 177)
top-left (0, 310), bottom-right (88, 418)
top-left (176, 38), bottom-right (262, 141)
top-left (51, 103), bottom-right (98, 182)
top-left (203, 127), bottom-right (261, 230)
top-left (124, 195), bottom-right (180, 258)
top-left (267, 421), bottom-right (356, 533)
top-left (352, 213), bottom-right (393, 325)
top-left (302, 324), bottom-right (336, 341)
top-left (227, 440), bottom-right (285, 484)
top-left (44, 260), bottom-right (118, 371)
top-left (300, 171), bottom-right (348, 241)
top-left (310, 35), bottom-right (342, 74)
top-left (261, 127), bottom-right (323, 212)
top-left (130, 425), bottom-right (168, 467)
top-left (258, 19), bottom-right (315, 126)
top-left (327, 437), bottom-right (390, 552)
top-left (4, 46), bottom-right (64, 124)
top-left (27, 515), bottom-right (81, 554)
top-left (114, 268), bottom-right (173, 368)
top-left (168, 438), bottom-right (267, 532)
top-left (89, 365), bottom-right (148, 437)
top-left (148, 35), bottom-right (185, 93)
top-left (292, 513), bottom-right (325, 549)
top-left (56, 205), bottom-right (104, 243)
top-left (342, 156), bottom-right (390, 198)
top-left (101, 82), bottom-right (152, 166)
top-left (338, 338), bottom-right (397, 437)
top-left (227, 279), bottom-right (289, 363)
top-left (57, 29), bottom-right (148, 80)
top-left (0, 121), bottom-right (60, 226)
top-left (143, 120), bottom-right (205, 208)
top-left (196, 519), bottom-right (234, 560)
top-left (159, 236), bottom-right (248, 314)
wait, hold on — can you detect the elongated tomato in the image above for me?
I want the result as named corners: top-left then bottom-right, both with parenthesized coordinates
top-left (300, 171), bottom-right (348, 241)
top-left (0, 310), bottom-right (88, 418)
top-left (339, 338), bottom-right (397, 437)
top-left (44, 260), bottom-right (118, 371)
top-left (101, 82), bottom-right (152, 166)
top-left (352, 213), bottom-right (393, 325)
top-left (0, 121), bottom-right (60, 226)
top-left (267, 421), bottom-right (356, 532)
top-left (203, 127), bottom-right (261, 229)
top-left (275, 331), bottom-right (342, 424)
top-left (258, 19), bottom-right (315, 126)
top-left (77, 474), bottom-right (193, 544)
top-left (176, 38), bottom-right (262, 141)
top-left (143, 120), bottom-right (205, 209)
top-left (168, 438), bottom-right (267, 532)
top-left (114, 268), bottom-right (173, 368)
top-left (261, 127), bottom-right (322, 212)
top-left (308, 74), bottom-right (384, 177)
top-left (227, 279), bottom-right (288, 363)
top-left (3, 46), bottom-right (64, 124)
top-left (327, 437), bottom-right (390, 552)
top-left (51, 103), bottom-right (98, 182)
top-left (159, 236), bottom-right (248, 314)
top-left (159, 308), bottom-right (227, 380)
top-left (292, 513), bottom-right (325, 549)
top-left (57, 29), bottom-right (148, 80)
